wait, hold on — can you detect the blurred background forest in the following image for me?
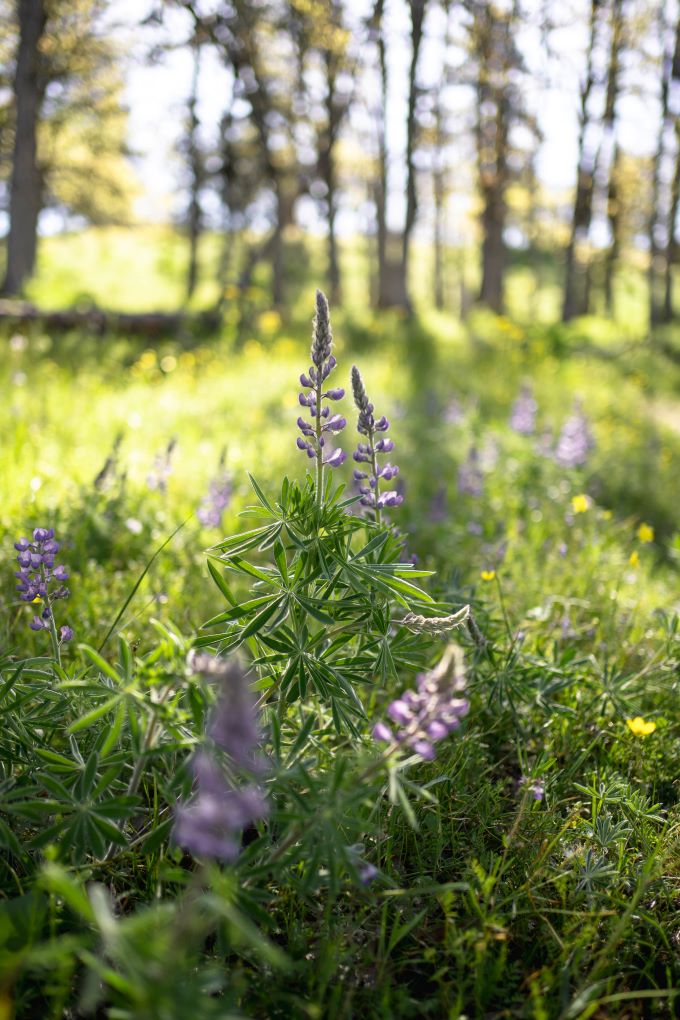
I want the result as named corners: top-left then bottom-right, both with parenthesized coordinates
top-left (2, 0), bottom-right (680, 336)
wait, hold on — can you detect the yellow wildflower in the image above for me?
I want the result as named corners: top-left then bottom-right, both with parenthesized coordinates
top-left (602, 510), bottom-right (612, 521)
top-left (636, 523), bottom-right (654, 543)
top-left (480, 570), bottom-right (496, 582)
top-left (629, 551), bottom-right (639, 568)
top-left (626, 716), bottom-right (656, 736)
top-left (31, 595), bottom-right (42, 604)
top-left (571, 494), bottom-right (589, 514)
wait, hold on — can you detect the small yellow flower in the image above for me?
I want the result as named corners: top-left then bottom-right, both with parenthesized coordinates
top-left (571, 494), bottom-right (590, 514)
top-left (636, 523), bottom-right (654, 543)
top-left (31, 595), bottom-right (42, 604)
top-left (626, 716), bottom-right (656, 736)
top-left (629, 550), bottom-right (639, 567)
top-left (480, 570), bottom-right (496, 582)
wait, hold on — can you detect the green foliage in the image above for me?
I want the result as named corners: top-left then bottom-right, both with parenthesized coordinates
top-left (1, 279), bottom-right (680, 1017)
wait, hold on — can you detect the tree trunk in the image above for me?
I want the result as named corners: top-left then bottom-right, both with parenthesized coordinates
top-left (322, 48), bottom-right (342, 305)
top-left (649, 13), bottom-right (680, 328)
top-left (604, 144), bottom-right (621, 315)
top-left (563, 0), bottom-right (600, 322)
top-left (400, 0), bottom-right (427, 311)
top-left (371, 0), bottom-right (390, 308)
top-left (2, 0), bottom-right (46, 297)
top-left (186, 42), bottom-right (203, 302)
top-left (663, 119), bottom-right (680, 321)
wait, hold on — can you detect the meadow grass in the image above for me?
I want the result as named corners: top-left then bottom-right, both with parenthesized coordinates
top-left (1, 231), bottom-right (679, 1019)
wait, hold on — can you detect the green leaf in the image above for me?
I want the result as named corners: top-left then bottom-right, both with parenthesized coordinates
top-left (248, 474), bottom-right (277, 514)
top-left (78, 645), bottom-right (123, 686)
top-left (68, 695), bottom-right (121, 734)
top-left (240, 598), bottom-right (285, 640)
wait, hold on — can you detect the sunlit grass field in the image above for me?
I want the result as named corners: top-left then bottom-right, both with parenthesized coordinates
top-left (2, 229), bottom-right (680, 1017)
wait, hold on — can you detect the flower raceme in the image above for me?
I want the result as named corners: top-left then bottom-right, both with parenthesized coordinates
top-left (373, 645), bottom-right (470, 761)
top-left (296, 291), bottom-right (347, 482)
top-left (174, 654), bottom-right (268, 862)
top-left (14, 528), bottom-right (72, 641)
top-left (351, 365), bottom-right (402, 519)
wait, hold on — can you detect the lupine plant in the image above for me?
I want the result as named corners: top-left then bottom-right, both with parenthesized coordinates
top-left (199, 292), bottom-right (454, 741)
top-left (15, 528), bottom-right (73, 662)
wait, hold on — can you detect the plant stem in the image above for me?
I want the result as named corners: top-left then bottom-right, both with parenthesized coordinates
top-left (368, 426), bottom-right (382, 526)
top-left (315, 374), bottom-right (324, 505)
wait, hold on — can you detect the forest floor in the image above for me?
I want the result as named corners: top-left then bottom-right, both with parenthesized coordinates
top-left (1, 229), bottom-right (679, 1018)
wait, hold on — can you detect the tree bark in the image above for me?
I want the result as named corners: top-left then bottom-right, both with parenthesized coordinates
top-left (2, 0), bottom-right (47, 297)
top-left (562, 0), bottom-right (600, 322)
top-left (399, 0), bottom-right (427, 311)
top-left (185, 41), bottom-right (203, 302)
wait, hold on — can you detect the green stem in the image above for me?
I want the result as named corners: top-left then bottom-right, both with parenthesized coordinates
top-left (369, 426), bottom-right (382, 527)
top-left (315, 375), bottom-right (324, 506)
top-left (39, 563), bottom-right (61, 667)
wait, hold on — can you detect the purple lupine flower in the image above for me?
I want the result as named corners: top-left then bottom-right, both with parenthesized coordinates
top-left (174, 655), bottom-right (269, 862)
top-left (428, 487), bottom-right (448, 524)
top-left (173, 753), bottom-right (268, 861)
top-left (351, 365), bottom-right (402, 520)
top-left (296, 292), bottom-right (346, 483)
top-left (358, 862), bottom-right (379, 885)
top-left (555, 402), bottom-right (594, 469)
top-left (457, 446), bottom-right (483, 497)
top-left (14, 528), bottom-right (72, 638)
top-left (372, 649), bottom-right (469, 762)
top-left (198, 452), bottom-right (232, 528)
top-left (519, 776), bottom-right (545, 802)
top-left (443, 397), bottom-right (464, 425)
top-left (60, 625), bottom-right (74, 643)
top-left (510, 384), bottom-right (537, 436)
top-left (147, 437), bottom-right (177, 493)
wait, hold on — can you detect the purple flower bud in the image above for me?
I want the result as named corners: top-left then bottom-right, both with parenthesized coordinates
top-left (14, 538), bottom-right (29, 551)
top-left (321, 355), bottom-right (336, 379)
top-left (374, 416), bottom-right (389, 432)
top-left (359, 862), bottom-right (379, 885)
top-left (387, 700), bottom-right (412, 725)
top-left (322, 414), bottom-right (346, 433)
top-left (53, 565), bottom-right (69, 581)
top-left (377, 491), bottom-right (403, 509)
top-left (60, 625), bottom-right (74, 642)
top-left (33, 528), bottom-right (49, 542)
top-left (374, 439), bottom-right (394, 453)
top-left (324, 448), bottom-right (346, 468)
top-left (353, 469), bottom-right (368, 480)
top-left (379, 463), bottom-right (399, 480)
top-left (299, 392), bottom-right (311, 407)
top-left (373, 721), bottom-right (393, 743)
top-left (300, 372), bottom-right (313, 387)
top-left (323, 388), bottom-right (345, 400)
top-left (43, 540), bottom-right (59, 554)
top-left (17, 551), bottom-right (31, 567)
top-left (297, 437), bottom-right (309, 451)
top-left (426, 720), bottom-right (449, 741)
top-left (412, 740), bottom-right (436, 761)
top-left (29, 616), bottom-right (45, 631)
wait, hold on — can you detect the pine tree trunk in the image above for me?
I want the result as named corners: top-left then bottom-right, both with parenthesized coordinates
top-left (563, 0), bottom-right (600, 322)
top-left (2, 0), bottom-right (46, 297)
top-left (186, 43), bottom-right (202, 302)
top-left (400, 0), bottom-right (426, 312)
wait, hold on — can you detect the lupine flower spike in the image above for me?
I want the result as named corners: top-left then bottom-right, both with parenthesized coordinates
top-left (351, 366), bottom-right (402, 525)
top-left (198, 448), bottom-right (232, 528)
top-left (510, 384), bottom-right (537, 436)
top-left (555, 401), bottom-right (594, 469)
top-left (174, 654), bottom-right (268, 861)
top-left (14, 528), bottom-right (73, 663)
top-left (297, 291), bottom-right (346, 502)
top-left (373, 645), bottom-right (469, 761)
